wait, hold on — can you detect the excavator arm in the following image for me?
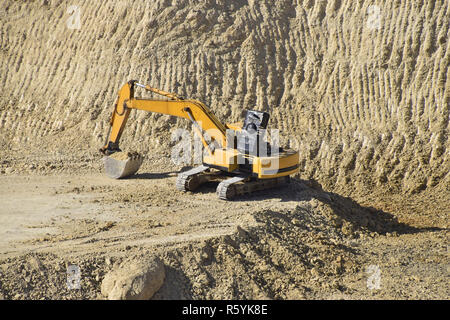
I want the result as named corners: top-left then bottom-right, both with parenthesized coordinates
top-left (100, 80), bottom-right (227, 155)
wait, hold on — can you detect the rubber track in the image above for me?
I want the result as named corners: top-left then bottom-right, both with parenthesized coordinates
top-left (176, 165), bottom-right (210, 191)
top-left (217, 176), bottom-right (290, 200)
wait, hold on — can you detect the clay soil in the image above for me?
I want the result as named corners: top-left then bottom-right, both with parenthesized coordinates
top-left (0, 0), bottom-right (448, 300)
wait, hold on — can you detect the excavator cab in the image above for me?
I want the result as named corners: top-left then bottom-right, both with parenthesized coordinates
top-left (236, 110), bottom-right (271, 157)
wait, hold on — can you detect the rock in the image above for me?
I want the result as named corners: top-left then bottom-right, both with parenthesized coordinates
top-left (5, 168), bottom-right (13, 174)
top-left (286, 288), bottom-right (305, 299)
top-left (310, 267), bottom-right (320, 277)
top-left (196, 273), bottom-right (210, 285)
top-left (341, 223), bottom-right (354, 236)
top-left (105, 257), bottom-right (112, 266)
top-left (197, 242), bottom-right (213, 265)
top-left (101, 256), bottom-right (165, 300)
top-left (27, 256), bottom-right (44, 272)
top-left (235, 225), bottom-right (248, 239)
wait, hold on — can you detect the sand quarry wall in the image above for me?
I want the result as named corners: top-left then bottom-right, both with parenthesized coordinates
top-left (0, 0), bottom-right (448, 194)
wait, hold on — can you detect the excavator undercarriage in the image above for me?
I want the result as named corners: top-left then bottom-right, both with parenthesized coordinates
top-left (175, 166), bottom-right (291, 200)
top-left (100, 80), bottom-right (299, 200)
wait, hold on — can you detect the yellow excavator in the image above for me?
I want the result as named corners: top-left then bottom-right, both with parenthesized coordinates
top-left (100, 80), bottom-right (299, 199)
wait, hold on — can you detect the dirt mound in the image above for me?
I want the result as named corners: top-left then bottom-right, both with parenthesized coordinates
top-left (0, 253), bottom-right (106, 300)
top-left (0, 0), bottom-right (448, 197)
top-left (1, 200), bottom-right (446, 299)
top-left (101, 256), bottom-right (165, 300)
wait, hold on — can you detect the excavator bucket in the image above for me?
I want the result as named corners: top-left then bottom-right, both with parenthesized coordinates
top-left (103, 151), bottom-right (144, 179)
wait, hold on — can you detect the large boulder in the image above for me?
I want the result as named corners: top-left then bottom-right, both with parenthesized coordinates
top-left (101, 256), bottom-right (165, 300)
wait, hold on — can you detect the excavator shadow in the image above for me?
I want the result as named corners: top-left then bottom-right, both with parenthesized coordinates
top-left (123, 170), bottom-right (444, 237)
top-left (193, 181), bottom-right (223, 194)
top-left (126, 171), bottom-right (179, 180)
top-left (232, 177), bottom-right (444, 236)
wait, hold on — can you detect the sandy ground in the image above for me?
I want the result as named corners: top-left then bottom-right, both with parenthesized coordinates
top-left (0, 163), bottom-right (447, 300)
top-left (0, 171), bottom-right (260, 259)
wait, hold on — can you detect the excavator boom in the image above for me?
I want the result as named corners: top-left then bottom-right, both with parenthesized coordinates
top-left (101, 80), bottom-right (227, 155)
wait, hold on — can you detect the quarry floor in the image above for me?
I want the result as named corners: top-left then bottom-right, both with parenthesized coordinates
top-left (0, 163), bottom-right (447, 300)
